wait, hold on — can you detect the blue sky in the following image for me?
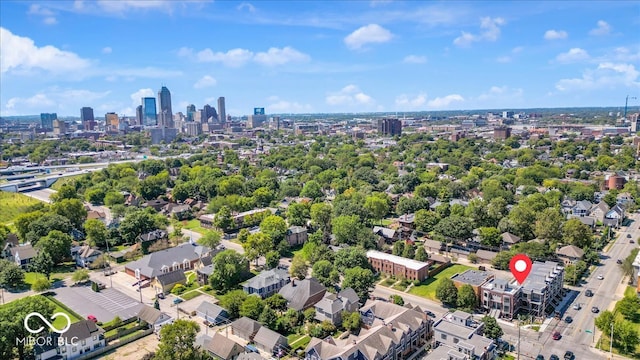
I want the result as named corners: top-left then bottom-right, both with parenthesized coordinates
top-left (1, 0), bottom-right (639, 117)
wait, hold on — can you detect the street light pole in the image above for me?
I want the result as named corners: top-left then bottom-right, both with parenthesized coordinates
top-left (517, 315), bottom-right (521, 360)
top-left (610, 322), bottom-right (614, 359)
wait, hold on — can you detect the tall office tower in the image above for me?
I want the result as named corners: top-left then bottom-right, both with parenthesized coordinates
top-left (217, 97), bottom-right (226, 123)
top-left (136, 105), bottom-right (143, 126)
top-left (186, 104), bottom-right (196, 122)
top-left (40, 113), bottom-right (57, 129)
top-left (158, 86), bottom-right (173, 128)
top-left (105, 112), bottom-right (119, 129)
top-left (142, 97), bottom-right (157, 126)
top-left (80, 107), bottom-right (94, 122)
top-left (377, 118), bottom-right (402, 136)
top-left (203, 104), bottom-right (218, 122)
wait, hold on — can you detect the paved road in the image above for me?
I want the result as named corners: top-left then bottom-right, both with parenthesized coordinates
top-left (21, 188), bottom-right (56, 203)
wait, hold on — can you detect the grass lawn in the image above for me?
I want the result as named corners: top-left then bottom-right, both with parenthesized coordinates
top-left (408, 264), bottom-right (473, 300)
top-left (287, 334), bottom-right (311, 349)
top-left (104, 321), bottom-right (139, 338)
top-left (597, 286), bottom-right (640, 357)
top-left (181, 290), bottom-right (203, 301)
top-left (50, 175), bottom-right (83, 191)
top-left (380, 278), bottom-right (396, 287)
top-left (39, 296), bottom-right (81, 328)
top-left (392, 282), bottom-right (409, 291)
top-left (185, 271), bottom-right (196, 283)
top-left (0, 191), bottom-right (43, 224)
top-left (24, 272), bottom-right (62, 286)
top-left (182, 219), bottom-right (208, 234)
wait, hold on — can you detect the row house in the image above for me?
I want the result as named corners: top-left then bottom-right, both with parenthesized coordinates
top-left (366, 250), bottom-right (431, 281)
top-left (428, 311), bottom-right (495, 360)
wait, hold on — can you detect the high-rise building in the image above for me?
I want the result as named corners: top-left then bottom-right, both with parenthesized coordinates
top-left (247, 114), bottom-right (267, 128)
top-left (105, 112), bottom-right (119, 132)
top-left (377, 118), bottom-right (402, 136)
top-left (217, 97), bottom-right (226, 123)
top-left (136, 105), bottom-right (143, 126)
top-left (185, 122), bottom-right (202, 136)
top-left (186, 104), bottom-right (196, 122)
top-left (142, 97), bottom-right (157, 126)
top-left (158, 86), bottom-right (173, 128)
top-left (80, 107), bottom-right (94, 122)
top-left (40, 113), bottom-right (57, 130)
top-left (52, 119), bottom-right (66, 135)
top-left (203, 104), bottom-right (217, 122)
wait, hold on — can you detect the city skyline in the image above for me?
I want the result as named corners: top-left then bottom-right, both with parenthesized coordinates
top-left (1, 0), bottom-right (639, 117)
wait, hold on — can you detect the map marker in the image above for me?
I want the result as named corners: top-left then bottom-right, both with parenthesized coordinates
top-left (509, 254), bottom-right (533, 285)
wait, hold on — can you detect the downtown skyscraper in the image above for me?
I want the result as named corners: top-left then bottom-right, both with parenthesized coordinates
top-left (142, 97), bottom-right (157, 126)
top-left (217, 97), bottom-right (226, 123)
top-left (158, 86), bottom-right (173, 128)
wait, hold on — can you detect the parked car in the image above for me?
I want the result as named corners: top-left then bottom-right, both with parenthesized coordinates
top-left (550, 355), bottom-right (560, 360)
top-left (87, 315), bottom-right (97, 322)
top-left (617, 259), bottom-right (623, 264)
top-left (173, 298), bottom-right (183, 304)
top-left (564, 351), bottom-right (574, 360)
top-left (424, 311), bottom-right (436, 318)
top-left (631, 240), bottom-right (635, 243)
top-left (585, 289), bottom-right (594, 297)
top-left (592, 306), bottom-right (600, 313)
top-left (157, 293), bottom-right (165, 299)
top-left (565, 316), bottom-right (573, 323)
top-left (536, 355), bottom-right (545, 360)
top-left (597, 274), bottom-right (604, 280)
top-left (552, 331), bottom-right (561, 340)
top-left (573, 303), bottom-right (581, 310)
top-left (627, 234), bottom-right (632, 238)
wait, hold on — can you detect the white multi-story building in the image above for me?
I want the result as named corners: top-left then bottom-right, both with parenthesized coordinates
top-left (35, 320), bottom-right (106, 360)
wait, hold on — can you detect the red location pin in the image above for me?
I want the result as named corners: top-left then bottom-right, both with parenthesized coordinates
top-left (509, 254), bottom-right (533, 285)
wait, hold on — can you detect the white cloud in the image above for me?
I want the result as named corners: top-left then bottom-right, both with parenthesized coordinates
top-left (555, 62), bottom-right (640, 91)
top-left (589, 20), bottom-right (611, 36)
top-left (130, 88), bottom-right (154, 108)
top-left (102, 47), bottom-right (112, 54)
top-left (612, 47), bottom-right (640, 62)
top-left (370, 0), bottom-right (393, 7)
top-left (496, 56), bottom-right (511, 63)
top-left (453, 17), bottom-right (505, 47)
top-left (512, 46), bottom-right (524, 53)
top-left (403, 55), bottom-right (427, 64)
top-left (196, 48), bottom-right (254, 67)
top-left (108, 67), bottom-right (182, 80)
top-left (194, 75), bottom-right (217, 89)
top-left (3, 88), bottom-right (110, 116)
top-left (254, 47), bottom-right (310, 66)
top-left (326, 84), bottom-right (375, 107)
top-left (96, 0), bottom-right (172, 13)
top-left (344, 24), bottom-right (393, 50)
top-left (237, 2), bottom-right (256, 12)
top-left (28, 4), bottom-right (57, 25)
top-left (267, 98), bottom-right (312, 113)
top-left (555, 48), bottom-right (590, 63)
top-left (179, 46), bottom-right (310, 67)
top-left (0, 27), bottom-right (91, 75)
top-left (395, 93), bottom-right (427, 109)
top-left (476, 85), bottom-right (523, 102)
top-left (426, 94), bottom-right (464, 108)
top-left (544, 29), bottom-right (568, 40)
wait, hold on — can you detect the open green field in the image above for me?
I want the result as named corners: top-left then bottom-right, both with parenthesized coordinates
top-left (0, 191), bottom-right (43, 224)
top-left (36, 296), bottom-right (82, 329)
top-left (182, 219), bottom-right (208, 234)
top-left (408, 264), bottom-right (473, 300)
top-left (50, 174), bottom-right (83, 191)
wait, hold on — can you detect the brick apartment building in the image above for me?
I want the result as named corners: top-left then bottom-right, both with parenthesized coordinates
top-left (366, 250), bottom-right (430, 281)
top-left (480, 261), bottom-right (564, 319)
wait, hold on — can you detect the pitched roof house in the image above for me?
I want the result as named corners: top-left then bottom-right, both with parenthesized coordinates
top-left (253, 326), bottom-right (288, 355)
top-left (125, 243), bottom-right (210, 280)
top-left (196, 301), bottom-right (229, 325)
top-left (279, 277), bottom-right (327, 311)
top-left (34, 320), bottom-right (106, 360)
top-left (200, 333), bottom-right (244, 360)
top-left (231, 317), bottom-right (262, 341)
top-left (555, 245), bottom-right (585, 266)
top-left (242, 268), bottom-right (290, 299)
top-left (137, 304), bottom-right (173, 333)
top-left (314, 287), bottom-right (359, 325)
top-left (74, 245), bottom-right (103, 268)
top-left (11, 244), bottom-right (37, 269)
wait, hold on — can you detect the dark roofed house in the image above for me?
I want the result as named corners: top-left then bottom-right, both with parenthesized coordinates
top-left (152, 270), bottom-right (186, 294)
top-left (197, 264), bottom-right (214, 285)
top-left (196, 301), bottom-right (229, 325)
top-left (373, 226), bottom-right (398, 243)
top-left (279, 277), bottom-right (327, 311)
top-left (201, 332), bottom-right (244, 360)
top-left (2, 233), bottom-right (20, 259)
top-left (253, 326), bottom-right (288, 355)
top-left (398, 213), bottom-right (416, 229)
top-left (124, 242), bottom-right (211, 280)
top-left (138, 229), bottom-right (168, 244)
top-left (242, 268), bottom-right (290, 299)
top-left (424, 239), bottom-right (444, 253)
top-left (142, 199), bottom-right (168, 212)
top-left (475, 249), bottom-right (498, 263)
top-left (34, 319), bottom-right (105, 360)
top-left (231, 317), bottom-right (261, 341)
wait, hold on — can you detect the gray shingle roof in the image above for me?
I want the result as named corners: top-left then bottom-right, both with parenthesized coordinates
top-left (125, 243), bottom-right (209, 278)
top-left (206, 332), bottom-right (244, 360)
top-left (138, 304), bottom-right (163, 324)
top-left (231, 317), bottom-right (261, 338)
top-left (244, 268), bottom-right (289, 290)
top-left (279, 277), bottom-right (327, 311)
top-left (155, 270), bottom-right (186, 286)
top-left (11, 244), bottom-right (37, 260)
top-left (64, 320), bottom-right (103, 340)
top-left (556, 245), bottom-right (584, 258)
top-left (196, 301), bottom-right (227, 318)
top-left (253, 326), bottom-right (286, 350)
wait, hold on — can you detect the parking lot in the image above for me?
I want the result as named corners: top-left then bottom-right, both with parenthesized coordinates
top-left (51, 285), bottom-right (143, 323)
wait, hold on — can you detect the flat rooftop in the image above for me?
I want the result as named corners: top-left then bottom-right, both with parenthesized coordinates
top-left (451, 270), bottom-right (492, 286)
top-left (366, 250), bottom-right (429, 271)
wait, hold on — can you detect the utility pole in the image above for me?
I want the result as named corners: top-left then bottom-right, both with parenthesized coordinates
top-left (105, 235), bottom-right (112, 288)
top-left (610, 322), bottom-right (614, 359)
top-left (517, 315), bottom-right (521, 360)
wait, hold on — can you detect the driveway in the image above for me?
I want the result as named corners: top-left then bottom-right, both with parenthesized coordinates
top-left (51, 285), bottom-right (143, 323)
